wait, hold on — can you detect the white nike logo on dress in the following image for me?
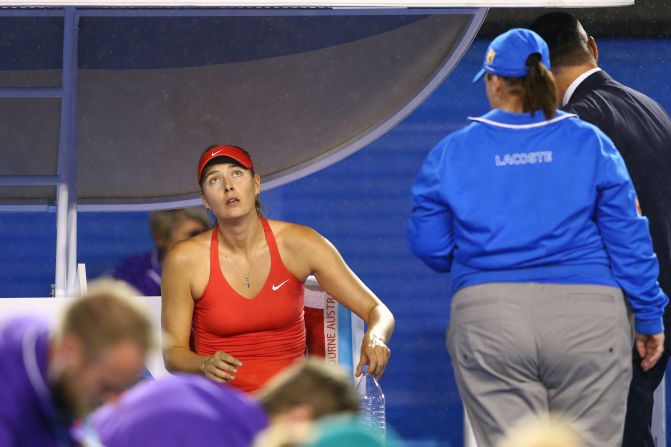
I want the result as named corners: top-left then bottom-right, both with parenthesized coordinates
top-left (211, 149), bottom-right (223, 157)
top-left (272, 280), bottom-right (289, 291)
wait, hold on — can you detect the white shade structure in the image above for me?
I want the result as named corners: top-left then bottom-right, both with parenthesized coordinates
top-left (0, 8), bottom-right (489, 210)
top-left (0, 7), bottom-right (491, 294)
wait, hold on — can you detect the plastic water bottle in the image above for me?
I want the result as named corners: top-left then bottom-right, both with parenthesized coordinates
top-left (357, 371), bottom-right (386, 442)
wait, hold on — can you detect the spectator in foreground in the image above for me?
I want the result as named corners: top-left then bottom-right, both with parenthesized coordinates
top-left (93, 358), bottom-right (366, 447)
top-left (0, 279), bottom-right (153, 447)
top-left (499, 414), bottom-right (585, 447)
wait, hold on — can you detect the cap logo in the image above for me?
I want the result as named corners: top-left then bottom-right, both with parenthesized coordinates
top-left (486, 49), bottom-right (496, 64)
top-left (211, 149), bottom-right (223, 157)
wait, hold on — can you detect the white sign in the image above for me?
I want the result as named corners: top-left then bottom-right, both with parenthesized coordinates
top-left (324, 295), bottom-right (339, 366)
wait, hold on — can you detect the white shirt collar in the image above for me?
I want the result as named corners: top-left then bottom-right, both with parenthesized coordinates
top-left (562, 67), bottom-right (602, 106)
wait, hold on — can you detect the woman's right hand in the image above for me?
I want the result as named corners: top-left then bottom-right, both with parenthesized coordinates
top-left (201, 351), bottom-right (243, 383)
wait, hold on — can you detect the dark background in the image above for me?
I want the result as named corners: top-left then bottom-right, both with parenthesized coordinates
top-left (481, 2), bottom-right (671, 38)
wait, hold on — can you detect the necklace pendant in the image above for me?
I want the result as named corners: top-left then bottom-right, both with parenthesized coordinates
top-left (244, 277), bottom-right (251, 288)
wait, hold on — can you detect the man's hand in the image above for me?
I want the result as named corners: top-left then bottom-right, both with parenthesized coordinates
top-left (635, 332), bottom-right (665, 372)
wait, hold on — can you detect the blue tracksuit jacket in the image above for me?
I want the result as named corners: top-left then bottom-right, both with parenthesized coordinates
top-left (408, 109), bottom-right (668, 335)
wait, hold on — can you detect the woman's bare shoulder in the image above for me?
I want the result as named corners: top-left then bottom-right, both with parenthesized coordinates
top-left (266, 219), bottom-right (322, 246)
top-left (164, 229), bottom-right (212, 269)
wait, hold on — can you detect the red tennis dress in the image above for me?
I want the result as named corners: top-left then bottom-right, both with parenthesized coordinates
top-left (192, 218), bottom-right (306, 393)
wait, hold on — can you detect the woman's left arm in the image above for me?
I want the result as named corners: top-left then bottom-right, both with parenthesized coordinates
top-left (292, 226), bottom-right (394, 380)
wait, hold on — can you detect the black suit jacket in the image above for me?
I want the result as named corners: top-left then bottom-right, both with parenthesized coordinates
top-left (565, 70), bottom-right (671, 306)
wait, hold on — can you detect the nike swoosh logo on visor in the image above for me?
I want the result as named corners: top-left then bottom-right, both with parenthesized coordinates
top-left (272, 280), bottom-right (289, 291)
top-left (211, 149), bottom-right (223, 157)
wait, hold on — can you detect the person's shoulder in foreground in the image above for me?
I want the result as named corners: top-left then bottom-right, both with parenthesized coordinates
top-left (92, 373), bottom-right (268, 447)
top-left (254, 414), bottom-right (402, 447)
top-left (309, 416), bottom-right (402, 447)
top-left (0, 317), bottom-right (52, 447)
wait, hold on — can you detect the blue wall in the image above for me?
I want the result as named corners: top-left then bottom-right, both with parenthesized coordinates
top-left (1, 38), bottom-right (670, 446)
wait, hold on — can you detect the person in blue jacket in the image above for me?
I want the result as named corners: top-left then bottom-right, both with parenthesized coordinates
top-left (407, 28), bottom-right (668, 447)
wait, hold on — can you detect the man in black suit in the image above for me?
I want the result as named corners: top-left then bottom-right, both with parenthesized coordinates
top-left (531, 12), bottom-right (671, 447)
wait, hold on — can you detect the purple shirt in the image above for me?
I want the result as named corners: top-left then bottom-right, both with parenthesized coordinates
top-left (0, 317), bottom-right (77, 447)
top-left (91, 374), bottom-right (268, 447)
top-left (114, 250), bottom-right (162, 296)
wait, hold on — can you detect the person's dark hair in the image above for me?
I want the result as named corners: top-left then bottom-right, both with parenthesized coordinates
top-left (529, 12), bottom-right (594, 69)
top-left (489, 53), bottom-right (558, 120)
top-left (257, 359), bottom-right (359, 420)
top-left (199, 145), bottom-right (263, 216)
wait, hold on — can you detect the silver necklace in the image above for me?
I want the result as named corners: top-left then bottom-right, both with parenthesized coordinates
top-left (219, 225), bottom-right (264, 288)
top-left (223, 247), bottom-right (262, 288)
